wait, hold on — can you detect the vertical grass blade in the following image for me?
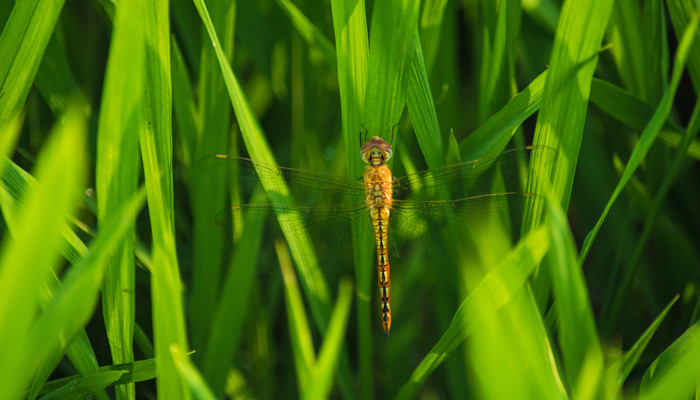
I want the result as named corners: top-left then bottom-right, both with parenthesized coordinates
top-left (189, 0), bottom-right (234, 357)
top-left (0, 0), bottom-right (67, 134)
top-left (141, 0), bottom-right (191, 397)
top-left (364, 0), bottom-right (419, 136)
top-left (529, 0), bottom-right (615, 208)
top-left (95, 0), bottom-right (146, 397)
top-left (545, 188), bottom-right (604, 398)
top-left (329, 0), bottom-right (373, 397)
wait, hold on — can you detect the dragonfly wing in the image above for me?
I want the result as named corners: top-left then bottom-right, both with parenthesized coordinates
top-left (219, 201), bottom-right (373, 261)
top-left (392, 146), bottom-right (557, 200)
top-left (198, 155), bottom-right (365, 206)
top-left (389, 192), bottom-right (541, 260)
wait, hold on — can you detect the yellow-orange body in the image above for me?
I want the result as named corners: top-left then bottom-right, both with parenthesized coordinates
top-left (361, 136), bottom-right (394, 338)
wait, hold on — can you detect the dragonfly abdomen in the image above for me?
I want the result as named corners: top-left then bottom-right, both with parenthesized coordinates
top-left (364, 163), bottom-right (394, 338)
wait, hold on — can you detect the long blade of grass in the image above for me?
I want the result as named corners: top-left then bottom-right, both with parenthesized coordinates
top-left (305, 279), bottom-right (354, 400)
top-left (95, 0), bottom-right (146, 397)
top-left (460, 70), bottom-right (547, 160)
top-left (528, 0), bottom-right (614, 208)
top-left (0, 106), bottom-right (86, 399)
top-left (329, 0), bottom-right (373, 397)
top-left (171, 345), bottom-right (218, 400)
top-left (23, 188), bottom-right (146, 399)
top-left (188, 0), bottom-right (233, 361)
top-left (277, 240), bottom-right (315, 395)
top-left (0, 0), bottom-right (66, 133)
top-left (364, 0), bottom-right (419, 137)
top-left (142, 0), bottom-right (190, 397)
top-left (545, 187), bottom-right (605, 398)
top-left (609, 295), bottom-right (678, 390)
top-left (394, 226), bottom-right (550, 400)
top-left (407, 29), bottom-right (443, 169)
top-left (667, 0), bottom-right (700, 93)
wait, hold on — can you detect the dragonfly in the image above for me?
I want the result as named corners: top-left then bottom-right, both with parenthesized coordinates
top-left (199, 136), bottom-right (555, 339)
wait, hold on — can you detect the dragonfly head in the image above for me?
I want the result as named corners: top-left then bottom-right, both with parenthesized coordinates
top-left (360, 136), bottom-right (393, 165)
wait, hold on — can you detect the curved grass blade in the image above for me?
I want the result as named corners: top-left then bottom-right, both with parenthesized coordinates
top-left (394, 225), bottom-right (549, 400)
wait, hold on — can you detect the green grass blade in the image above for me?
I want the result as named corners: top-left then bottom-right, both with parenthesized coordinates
top-left (95, 0), bottom-right (147, 397)
top-left (0, 106), bottom-right (86, 399)
top-left (417, 0), bottom-right (448, 74)
top-left (610, 295), bottom-right (679, 390)
top-left (364, 0), bottom-right (419, 137)
top-left (460, 70), bottom-right (547, 160)
top-left (305, 279), bottom-right (354, 400)
top-left (277, 240), bottom-right (315, 395)
top-left (407, 30), bottom-right (443, 169)
top-left (545, 188), bottom-right (605, 398)
top-left (0, 0), bottom-right (67, 133)
top-left (529, 0), bottom-right (615, 208)
top-left (38, 358), bottom-right (157, 395)
top-left (639, 321), bottom-right (700, 400)
top-left (39, 371), bottom-right (125, 399)
top-left (142, 0), bottom-right (190, 397)
top-left (172, 345), bottom-right (218, 400)
top-left (579, 17), bottom-right (697, 274)
top-left (188, 0), bottom-right (233, 359)
top-left (201, 190), bottom-right (266, 391)
top-left (395, 226), bottom-right (550, 400)
top-left (330, 0), bottom-right (372, 397)
top-left (24, 188), bottom-right (146, 399)
top-left (476, 0), bottom-right (521, 125)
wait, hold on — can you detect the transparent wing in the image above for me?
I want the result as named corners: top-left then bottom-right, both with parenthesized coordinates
top-left (198, 146), bottom-right (556, 259)
top-left (392, 146), bottom-right (558, 201)
top-left (198, 154), bottom-right (365, 207)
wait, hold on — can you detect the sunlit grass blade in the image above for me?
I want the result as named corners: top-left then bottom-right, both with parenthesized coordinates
top-left (465, 280), bottom-right (566, 400)
top-left (407, 30), bottom-right (443, 169)
top-left (460, 70), bottom-right (547, 160)
top-left (305, 278), bottom-right (353, 400)
top-left (329, 0), bottom-right (372, 397)
top-left (141, 0), bottom-right (190, 397)
top-left (607, 0), bottom-right (647, 99)
top-left (544, 188), bottom-right (605, 399)
top-left (0, 0), bottom-right (66, 133)
top-left (364, 0), bottom-right (419, 136)
top-left (24, 188), bottom-right (146, 399)
top-left (38, 359), bottom-right (157, 396)
top-left (0, 106), bottom-right (86, 399)
top-left (639, 321), bottom-right (700, 399)
top-left (95, 0), bottom-right (146, 397)
top-left (277, 240), bottom-right (315, 395)
top-left (581, 18), bottom-right (697, 319)
top-left (395, 226), bottom-right (550, 400)
top-left (529, 0), bottom-right (614, 208)
top-left (609, 295), bottom-right (679, 390)
top-left (172, 345), bottom-right (217, 400)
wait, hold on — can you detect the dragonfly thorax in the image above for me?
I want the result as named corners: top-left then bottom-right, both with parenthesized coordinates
top-left (360, 136), bottom-right (392, 165)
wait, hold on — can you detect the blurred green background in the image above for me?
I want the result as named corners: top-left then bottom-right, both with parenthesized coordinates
top-left (1, 0), bottom-right (700, 399)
